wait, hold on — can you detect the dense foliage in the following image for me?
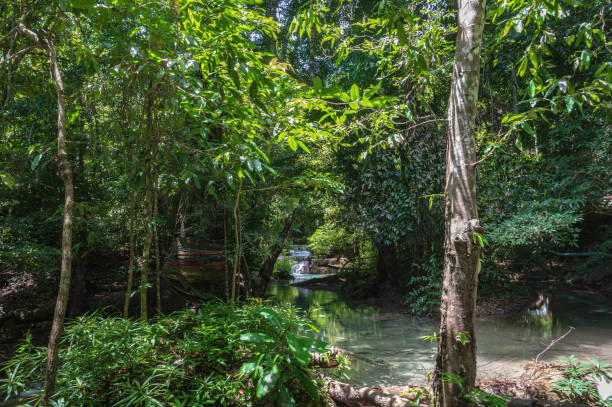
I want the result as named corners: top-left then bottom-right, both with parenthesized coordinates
top-left (1, 302), bottom-right (339, 406)
top-left (0, 0), bottom-right (611, 403)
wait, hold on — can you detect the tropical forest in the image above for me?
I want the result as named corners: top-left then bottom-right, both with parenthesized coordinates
top-left (0, 0), bottom-right (611, 406)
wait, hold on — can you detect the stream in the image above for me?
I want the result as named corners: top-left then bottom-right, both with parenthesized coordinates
top-left (267, 280), bottom-right (612, 387)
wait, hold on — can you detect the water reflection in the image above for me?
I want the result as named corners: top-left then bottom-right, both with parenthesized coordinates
top-left (267, 283), bottom-right (437, 386)
top-left (267, 283), bottom-right (612, 387)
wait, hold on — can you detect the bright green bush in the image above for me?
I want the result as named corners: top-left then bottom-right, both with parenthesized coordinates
top-left (1, 302), bottom-right (339, 406)
top-left (552, 355), bottom-right (612, 406)
top-left (273, 258), bottom-right (295, 279)
top-left (486, 199), bottom-right (582, 264)
top-left (307, 222), bottom-right (369, 258)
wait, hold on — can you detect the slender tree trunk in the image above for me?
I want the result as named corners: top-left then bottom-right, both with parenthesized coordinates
top-left (15, 22), bottom-right (74, 404)
top-left (123, 184), bottom-right (136, 318)
top-left (434, 1), bottom-right (486, 407)
top-left (122, 83), bottom-right (140, 319)
top-left (140, 85), bottom-right (155, 321)
top-left (224, 208), bottom-right (229, 301)
top-left (230, 178), bottom-right (243, 304)
top-left (43, 38), bottom-right (74, 405)
top-left (153, 167), bottom-right (161, 314)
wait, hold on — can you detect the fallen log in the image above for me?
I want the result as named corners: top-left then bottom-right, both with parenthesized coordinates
top-left (325, 378), bottom-right (415, 407)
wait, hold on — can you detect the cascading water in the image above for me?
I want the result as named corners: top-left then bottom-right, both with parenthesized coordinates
top-left (288, 246), bottom-right (311, 276)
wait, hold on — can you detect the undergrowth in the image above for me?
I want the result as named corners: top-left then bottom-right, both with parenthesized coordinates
top-left (1, 301), bottom-right (341, 406)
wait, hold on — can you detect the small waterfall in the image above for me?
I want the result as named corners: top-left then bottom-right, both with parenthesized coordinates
top-left (288, 246), bottom-right (311, 276)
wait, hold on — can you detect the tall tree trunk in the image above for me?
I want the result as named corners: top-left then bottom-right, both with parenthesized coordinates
top-left (122, 81), bottom-right (139, 319)
top-left (153, 170), bottom-right (161, 314)
top-left (253, 208), bottom-right (298, 297)
top-left (15, 22), bottom-right (75, 404)
top-left (153, 114), bottom-right (161, 314)
top-left (123, 184), bottom-right (136, 318)
top-left (224, 208), bottom-right (229, 301)
top-left (230, 178), bottom-right (243, 304)
top-left (43, 38), bottom-right (74, 405)
top-left (140, 85), bottom-right (155, 321)
top-left (434, 1), bottom-right (486, 407)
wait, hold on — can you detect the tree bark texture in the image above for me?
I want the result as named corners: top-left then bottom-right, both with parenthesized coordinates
top-left (435, 1), bottom-right (486, 407)
top-left (153, 120), bottom-right (161, 314)
top-left (230, 178), bottom-right (243, 303)
top-left (14, 22), bottom-right (74, 405)
top-left (123, 184), bottom-right (136, 318)
top-left (140, 85), bottom-right (155, 321)
top-left (12, 26), bottom-right (76, 403)
top-left (253, 208), bottom-right (298, 297)
top-left (154, 170), bottom-right (161, 314)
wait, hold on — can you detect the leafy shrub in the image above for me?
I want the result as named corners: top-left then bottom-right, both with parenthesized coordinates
top-left (308, 222), bottom-right (369, 258)
top-left (404, 254), bottom-right (443, 314)
top-left (552, 355), bottom-right (612, 406)
top-left (1, 302), bottom-right (338, 406)
top-left (273, 258), bottom-right (295, 280)
top-left (487, 199), bottom-right (582, 265)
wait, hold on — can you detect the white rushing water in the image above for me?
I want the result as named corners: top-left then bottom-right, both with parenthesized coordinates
top-left (288, 246), bottom-right (311, 276)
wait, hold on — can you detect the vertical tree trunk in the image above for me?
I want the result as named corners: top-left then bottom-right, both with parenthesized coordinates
top-left (43, 39), bottom-right (74, 405)
top-left (224, 208), bottom-right (229, 301)
top-left (434, 1), bottom-right (486, 407)
top-left (123, 185), bottom-right (136, 318)
top-left (122, 84), bottom-right (140, 319)
top-left (140, 85), bottom-right (155, 321)
top-left (15, 22), bottom-right (74, 404)
top-left (153, 167), bottom-right (161, 314)
top-left (230, 178), bottom-right (243, 304)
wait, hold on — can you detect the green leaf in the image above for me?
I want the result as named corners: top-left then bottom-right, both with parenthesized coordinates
top-left (349, 101), bottom-right (359, 110)
top-left (287, 137), bottom-right (298, 152)
top-left (579, 50), bottom-right (590, 70)
top-left (515, 133), bottom-right (523, 151)
top-left (517, 58), bottom-right (528, 77)
top-left (528, 80), bottom-right (536, 98)
top-left (396, 21), bottom-right (409, 46)
top-left (240, 333), bottom-right (275, 343)
top-left (350, 84), bottom-right (359, 101)
top-left (522, 122), bottom-right (535, 138)
top-left (296, 140), bottom-right (311, 154)
top-left (313, 76), bottom-right (322, 92)
top-left (256, 363), bottom-right (280, 398)
top-left (259, 308), bottom-right (283, 329)
top-left (287, 333), bottom-right (311, 365)
top-left (404, 105), bottom-right (414, 122)
top-left (31, 153), bottom-right (43, 170)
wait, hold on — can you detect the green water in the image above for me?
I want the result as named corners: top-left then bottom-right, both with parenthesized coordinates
top-left (267, 281), bottom-right (612, 387)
